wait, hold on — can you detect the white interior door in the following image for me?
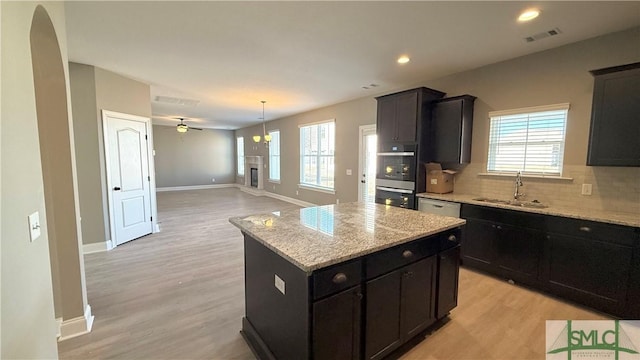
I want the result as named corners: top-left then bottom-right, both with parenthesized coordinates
top-left (358, 125), bottom-right (377, 203)
top-left (104, 111), bottom-right (153, 245)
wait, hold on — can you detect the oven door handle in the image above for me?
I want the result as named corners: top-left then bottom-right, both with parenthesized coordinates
top-left (376, 186), bottom-right (414, 194)
top-left (377, 152), bottom-right (415, 156)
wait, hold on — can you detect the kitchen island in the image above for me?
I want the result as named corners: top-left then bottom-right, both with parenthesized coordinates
top-left (229, 202), bottom-right (465, 360)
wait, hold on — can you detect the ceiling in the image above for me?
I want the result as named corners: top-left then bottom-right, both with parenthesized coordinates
top-left (64, 1), bottom-right (640, 130)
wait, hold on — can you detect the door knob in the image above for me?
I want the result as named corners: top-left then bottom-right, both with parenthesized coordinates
top-left (113, 186), bottom-right (121, 191)
top-left (360, 180), bottom-right (366, 183)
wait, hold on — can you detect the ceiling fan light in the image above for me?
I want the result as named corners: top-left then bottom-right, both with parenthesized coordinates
top-left (177, 124), bottom-right (188, 133)
top-left (253, 135), bottom-right (261, 143)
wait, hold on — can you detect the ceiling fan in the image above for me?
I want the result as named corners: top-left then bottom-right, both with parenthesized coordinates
top-left (175, 118), bottom-right (203, 133)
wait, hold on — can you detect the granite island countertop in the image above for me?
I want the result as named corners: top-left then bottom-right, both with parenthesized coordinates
top-left (229, 202), bottom-right (465, 274)
top-left (417, 192), bottom-right (640, 228)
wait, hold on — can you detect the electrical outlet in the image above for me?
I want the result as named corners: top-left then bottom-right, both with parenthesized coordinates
top-left (336, 199), bottom-right (340, 204)
top-left (582, 184), bottom-right (592, 196)
top-left (211, 178), bottom-right (216, 183)
top-left (274, 274), bottom-right (285, 295)
top-left (346, 169), bottom-right (352, 176)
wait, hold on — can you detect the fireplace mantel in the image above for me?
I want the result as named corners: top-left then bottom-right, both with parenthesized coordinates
top-left (245, 156), bottom-right (264, 190)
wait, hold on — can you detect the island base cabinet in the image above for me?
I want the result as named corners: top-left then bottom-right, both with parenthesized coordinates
top-left (365, 256), bottom-right (436, 360)
top-left (312, 286), bottom-right (362, 360)
top-left (437, 246), bottom-right (460, 319)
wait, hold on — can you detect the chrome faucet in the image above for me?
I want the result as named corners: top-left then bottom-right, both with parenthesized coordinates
top-left (514, 171), bottom-right (525, 200)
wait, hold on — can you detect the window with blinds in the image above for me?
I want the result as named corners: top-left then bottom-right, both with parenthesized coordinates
top-left (268, 130), bottom-right (280, 181)
top-left (487, 103), bottom-right (569, 176)
top-left (300, 120), bottom-right (335, 190)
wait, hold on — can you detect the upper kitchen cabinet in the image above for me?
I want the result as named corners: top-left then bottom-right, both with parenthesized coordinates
top-left (587, 62), bottom-right (640, 167)
top-left (431, 95), bottom-right (476, 164)
top-left (376, 87), bottom-right (445, 144)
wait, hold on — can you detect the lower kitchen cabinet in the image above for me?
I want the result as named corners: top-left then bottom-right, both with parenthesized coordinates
top-left (461, 218), bottom-right (495, 269)
top-left (312, 286), bottom-right (362, 360)
top-left (543, 232), bottom-right (634, 316)
top-left (460, 203), bottom-right (639, 318)
top-left (437, 246), bottom-right (460, 319)
top-left (365, 256), bottom-right (436, 360)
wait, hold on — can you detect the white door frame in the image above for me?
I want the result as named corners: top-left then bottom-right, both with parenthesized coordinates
top-left (102, 110), bottom-right (158, 247)
top-left (358, 124), bottom-right (376, 203)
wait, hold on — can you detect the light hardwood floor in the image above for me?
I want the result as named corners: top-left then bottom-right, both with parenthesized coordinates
top-left (58, 188), bottom-right (609, 360)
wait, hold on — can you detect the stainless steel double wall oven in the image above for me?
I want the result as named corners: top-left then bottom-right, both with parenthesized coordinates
top-left (375, 144), bottom-right (418, 209)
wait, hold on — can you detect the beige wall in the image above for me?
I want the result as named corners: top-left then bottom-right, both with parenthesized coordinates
top-left (236, 27), bottom-right (639, 214)
top-left (69, 63), bottom-right (152, 245)
top-left (422, 27), bottom-right (640, 214)
top-left (153, 125), bottom-right (236, 187)
top-left (1, 2), bottom-right (68, 358)
top-left (235, 96), bottom-right (376, 205)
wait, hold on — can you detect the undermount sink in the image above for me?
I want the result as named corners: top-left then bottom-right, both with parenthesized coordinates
top-left (473, 197), bottom-right (548, 209)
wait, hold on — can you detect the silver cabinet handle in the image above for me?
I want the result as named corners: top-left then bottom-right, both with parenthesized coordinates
top-left (402, 250), bottom-right (413, 258)
top-left (332, 273), bottom-right (347, 284)
top-left (448, 234), bottom-right (457, 242)
top-left (579, 226), bottom-right (591, 232)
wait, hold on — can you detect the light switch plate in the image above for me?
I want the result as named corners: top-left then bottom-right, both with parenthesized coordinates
top-left (274, 274), bottom-right (285, 295)
top-left (28, 212), bottom-right (41, 242)
top-left (581, 184), bottom-right (592, 196)
top-left (346, 169), bottom-right (352, 176)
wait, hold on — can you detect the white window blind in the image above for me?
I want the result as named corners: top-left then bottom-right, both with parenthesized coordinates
top-left (236, 137), bottom-right (244, 176)
top-left (300, 120), bottom-right (335, 190)
top-left (269, 130), bottom-right (280, 181)
top-left (487, 103), bottom-right (569, 176)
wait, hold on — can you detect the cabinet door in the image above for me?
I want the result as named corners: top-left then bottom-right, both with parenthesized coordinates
top-left (461, 218), bottom-right (495, 270)
top-left (437, 246), bottom-right (460, 319)
top-left (494, 224), bottom-right (543, 285)
top-left (365, 270), bottom-right (402, 360)
top-left (394, 91), bottom-right (418, 142)
top-left (401, 256), bottom-right (437, 339)
top-left (312, 286), bottom-right (362, 360)
top-left (544, 233), bottom-right (633, 315)
top-left (587, 67), bottom-right (640, 166)
top-left (377, 96), bottom-right (397, 143)
top-left (431, 99), bottom-right (463, 163)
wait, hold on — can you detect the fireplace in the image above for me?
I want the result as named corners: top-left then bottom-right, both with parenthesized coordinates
top-left (244, 156), bottom-right (264, 190)
top-left (250, 168), bottom-right (258, 188)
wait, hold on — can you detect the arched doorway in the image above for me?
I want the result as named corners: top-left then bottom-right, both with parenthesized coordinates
top-left (30, 5), bottom-right (92, 340)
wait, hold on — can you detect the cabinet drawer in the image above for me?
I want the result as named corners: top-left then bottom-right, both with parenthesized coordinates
top-left (366, 236), bottom-right (439, 279)
top-left (461, 204), bottom-right (545, 228)
top-left (313, 259), bottom-right (362, 300)
top-left (546, 217), bottom-right (637, 246)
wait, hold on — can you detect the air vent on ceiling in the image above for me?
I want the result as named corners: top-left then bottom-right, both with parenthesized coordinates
top-left (154, 96), bottom-right (200, 107)
top-left (524, 28), bottom-right (562, 43)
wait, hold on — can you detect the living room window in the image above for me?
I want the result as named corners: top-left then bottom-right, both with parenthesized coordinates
top-left (487, 103), bottom-right (569, 176)
top-left (269, 130), bottom-right (280, 182)
top-left (299, 120), bottom-right (335, 191)
top-left (237, 136), bottom-right (244, 176)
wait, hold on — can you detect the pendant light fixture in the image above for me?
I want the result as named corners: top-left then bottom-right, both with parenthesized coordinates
top-left (253, 100), bottom-right (271, 145)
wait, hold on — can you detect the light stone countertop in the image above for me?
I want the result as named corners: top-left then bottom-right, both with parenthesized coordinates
top-left (417, 192), bottom-right (640, 228)
top-left (229, 202), bottom-right (466, 274)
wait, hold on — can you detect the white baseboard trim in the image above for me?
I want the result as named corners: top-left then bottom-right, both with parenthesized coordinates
top-left (58, 304), bottom-right (94, 342)
top-left (264, 192), bottom-right (315, 208)
top-left (83, 240), bottom-right (114, 254)
top-left (156, 184), bottom-right (236, 192)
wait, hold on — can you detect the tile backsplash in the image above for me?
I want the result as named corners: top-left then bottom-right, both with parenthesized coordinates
top-left (451, 163), bottom-right (640, 215)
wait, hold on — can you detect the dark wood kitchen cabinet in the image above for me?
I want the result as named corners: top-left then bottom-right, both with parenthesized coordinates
top-left (431, 95), bottom-right (476, 165)
top-left (437, 246), bottom-right (460, 319)
top-left (312, 286), bottom-right (362, 360)
top-left (376, 87), bottom-right (445, 144)
top-left (461, 205), bottom-right (543, 287)
top-left (365, 256), bottom-right (436, 360)
top-left (587, 62), bottom-right (640, 166)
top-left (542, 218), bottom-right (636, 316)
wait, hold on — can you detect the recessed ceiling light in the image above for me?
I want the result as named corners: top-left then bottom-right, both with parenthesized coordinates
top-left (518, 9), bottom-right (540, 22)
top-left (397, 56), bottom-right (410, 64)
